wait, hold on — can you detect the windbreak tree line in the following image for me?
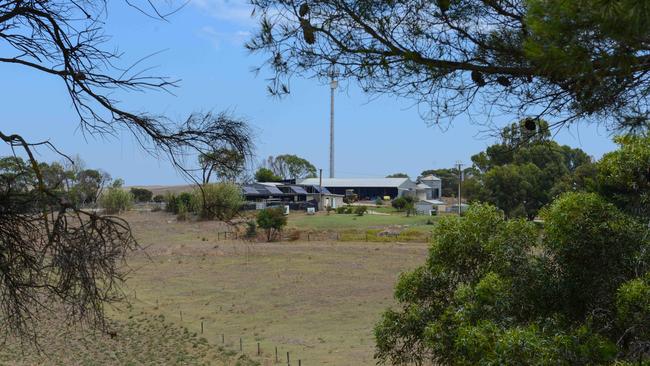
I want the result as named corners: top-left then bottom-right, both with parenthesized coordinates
top-left (420, 119), bottom-right (595, 219)
top-left (375, 134), bottom-right (650, 365)
top-left (469, 119), bottom-right (595, 219)
top-left (0, 156), bottom-right (112, 207)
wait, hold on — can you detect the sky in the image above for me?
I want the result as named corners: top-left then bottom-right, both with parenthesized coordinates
top-left (0, 0), bottom-right (618, 185)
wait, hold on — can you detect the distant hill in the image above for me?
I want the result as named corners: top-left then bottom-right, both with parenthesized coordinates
top-left (125, 184), bottom-right (196, 196)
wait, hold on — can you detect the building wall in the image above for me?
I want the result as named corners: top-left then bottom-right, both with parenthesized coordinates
top-left (420, 179), bottom-right (442, 199)
top-left (326, 186), bottom-right (400, 200)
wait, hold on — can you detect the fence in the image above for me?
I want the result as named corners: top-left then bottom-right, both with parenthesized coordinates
top-left (190, 317), bottom-right (307, 365)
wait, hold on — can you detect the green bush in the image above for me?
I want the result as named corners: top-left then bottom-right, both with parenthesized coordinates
top-left (153, 194), bottom-right (165, 203)
top-left (391, 197), bottom-right (407, 210)
top-left (164, 193), bottom-right (178, 213)
top-left (375, 193), bottom-right (650, 365)
top-left (375, 197), bottom-right (383, 206)
top-left (336, 206), bottom-right (347, 214)
top-left (355, 206), bottom-right (367, 216)
top-left (130, 187), bottom-right (153, 202)
top-left (256, 208), bottom-right (287, 242)
top-left (192, 183), bottom-right (243, 221)
top-left (100, 187), bottom-right (133, 214)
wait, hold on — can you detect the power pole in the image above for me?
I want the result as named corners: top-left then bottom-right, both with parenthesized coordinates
top-left (319, 168), bottom-right (323, 211)
top-left (456, 161), bottom-right (464, 215)
top-left (329, 66), bottom-right (338, 178)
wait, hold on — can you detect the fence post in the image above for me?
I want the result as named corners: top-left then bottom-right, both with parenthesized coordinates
top-left (240, 337), bottom-right (243, 352)
top-left (275, 347), bottom-right (278, 363)
top-left (257, 342), bottom-right (260, 356)
top-left (200, 321), bottom-right (203, 334)
top-left (180, 310), bottom-right (182, 322)
top-left (222, 334), bottom-right (224, 344)
top-left (287, 351), bottom-right (290, 365)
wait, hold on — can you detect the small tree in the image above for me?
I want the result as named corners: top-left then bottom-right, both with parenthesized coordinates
top-left (355, 206), bottom-right (368, 216)
top-left (130, 187), bottom-right (153, 203)
top-left (255, 167), bottom-right (282, 182)
top-left (392, 197), bottom-right (407, 211)
top-left (153, 194), bottom-right (165, 203)
top-left (193, 183), bottom-right (243, 221)
top-left (257, 208), bottom-right (287, 242)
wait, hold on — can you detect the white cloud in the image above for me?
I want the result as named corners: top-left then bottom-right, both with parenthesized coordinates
top-left (191, 0), bottom-right (255, 25)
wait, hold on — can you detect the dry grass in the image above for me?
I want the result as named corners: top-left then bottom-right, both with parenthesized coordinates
top-left (119, 211), bottom-right (428, 365)
top-left (0, 310), bottom-right (257, 365)
top-left (0, 211), bottom-right (428, 365)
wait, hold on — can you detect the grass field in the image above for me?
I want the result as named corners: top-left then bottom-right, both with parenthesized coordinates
top-left (122, 211), bottom-right (428, 365)
top-left (0, 310), bottom-right (257, 365)
top-left (1, 211), bottom-right (430, 365)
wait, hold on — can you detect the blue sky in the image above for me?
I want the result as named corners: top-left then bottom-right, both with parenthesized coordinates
top-left (1, 0), bottom-right (617, 185)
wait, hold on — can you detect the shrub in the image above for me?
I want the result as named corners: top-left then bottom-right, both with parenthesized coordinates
top-left (355, 206), bottom-right (368, 216)
top-left (375, 197), bottom-right (383, 206)
top-left (391, 197), bottom-right (407, 210)
top-left (256, 208), bottom-right (287, 242)
top-left (336, 206), bottom-right (347, 214)
top-left (153, 194), bottom-right (165, 203)
top-left (374, 194), bottom-right (650, 365)
top-left (176, 201), bottom-right (189, 221)
top-left (100, 187), bottom-right (133, 214)
top-left (164, 193), bottom-right (179, 213)
top-left (192, 183), bottom-right (243, 221)
top-left (130, 187), bottom-right (153, 202)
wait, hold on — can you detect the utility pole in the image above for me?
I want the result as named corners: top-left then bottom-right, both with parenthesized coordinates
top-left (319, 168), bottom-right (323, 211)
top-left (456, 161), bottom-right (464, 215)
top-left (329, 66), bottom-right (338, 178)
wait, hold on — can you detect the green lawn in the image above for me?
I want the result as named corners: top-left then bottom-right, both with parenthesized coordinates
top-left (288, 212), bottom-right (438, 230)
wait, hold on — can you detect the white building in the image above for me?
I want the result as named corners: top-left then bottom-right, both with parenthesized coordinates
top-left (416, 175), bottom-right (442, 200)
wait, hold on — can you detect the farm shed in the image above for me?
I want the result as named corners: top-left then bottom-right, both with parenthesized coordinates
top-left (415, 199), bottom-right (445, 215)
top-left (298, 177), bottom-right (417, 200)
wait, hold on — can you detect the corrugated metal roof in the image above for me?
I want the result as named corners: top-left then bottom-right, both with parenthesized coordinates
top-left (416, 183), bottom-right (431, 189)
top-left (420, 175), bottom-right (441, 181)
top-left (242, 186), bottom-right (259, 194)
top-left (298, 177), bottom-right (414, 188)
